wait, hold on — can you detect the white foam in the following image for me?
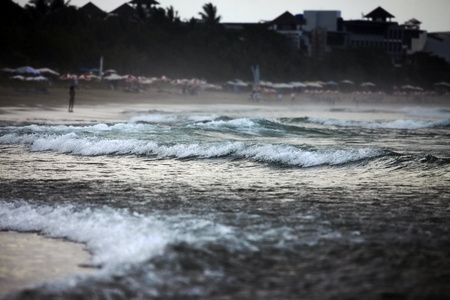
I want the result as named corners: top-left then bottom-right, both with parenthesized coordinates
top-left (0, 130), bottom-right (383, 166)
top-left (0, 201), bottom-right (237, 270)
top-left (0, 201), bottom-right (351, 267)
top-left (308, 117), bottom-right (450, 129)
top-left (194, 118), bottom-right (256, 128)
top-left (401, 107), bottom-right (450, 119)
top-left (130, 114), bottom-right (179, 124)
top-left (240, 144), bottom-right (381, 166)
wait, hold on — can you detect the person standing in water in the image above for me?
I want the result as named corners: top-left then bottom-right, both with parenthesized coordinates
top-left (68, 85), bottom-right (75, 112)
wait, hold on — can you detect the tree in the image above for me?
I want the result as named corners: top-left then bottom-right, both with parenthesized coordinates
top-left (26, 0), bottom-right (50, 15)
top-left (199, 3), bottom-right (220, 25)
top-left (166, 6), bottom-right (180, 24)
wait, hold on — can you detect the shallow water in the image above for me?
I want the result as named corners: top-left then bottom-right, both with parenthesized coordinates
top-left (1, 102), bottom-right (449, 299)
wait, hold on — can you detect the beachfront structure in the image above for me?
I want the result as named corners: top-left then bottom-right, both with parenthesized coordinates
top-left (268, 11), bottom-right (303, 51)
top-left (302, 10), bottom-right (342, 59)
top-left (341, 7), bottom-right (427, 64)
top-left (268, 6), bottom-right (429, 64)
top-left (108, 3), bottom-right (136, 18)
top-left (78, 2), bottom-right (106, 19)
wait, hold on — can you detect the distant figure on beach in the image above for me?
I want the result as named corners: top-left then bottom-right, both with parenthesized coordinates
top-left (68, 85), bottom-right (75, 112)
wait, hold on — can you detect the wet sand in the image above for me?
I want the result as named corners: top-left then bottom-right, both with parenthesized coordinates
top-left (0, 231), bottom-right (92, 297)
top-left (0, 86), bottom-right (449, 125)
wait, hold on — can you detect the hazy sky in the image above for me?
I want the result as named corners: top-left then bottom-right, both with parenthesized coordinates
top-left (14, 0), bottom-right (450, 32)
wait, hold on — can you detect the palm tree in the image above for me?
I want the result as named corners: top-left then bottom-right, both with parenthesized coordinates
top-left (26, 0), bottom-right (49, 15)
top-left (26, 0), bottom-right (70, 15)
top-left (166, 6), bottom-right (180, 23)
top-left (199, 3), bottom-right (221, 25)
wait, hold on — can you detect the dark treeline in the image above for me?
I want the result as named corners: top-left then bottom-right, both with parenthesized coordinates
top-left (2, 0), bottom-right (450, 91)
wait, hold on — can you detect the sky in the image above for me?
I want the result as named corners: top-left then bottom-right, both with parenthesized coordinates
top-left (14, 0), bottom-right (450, 32)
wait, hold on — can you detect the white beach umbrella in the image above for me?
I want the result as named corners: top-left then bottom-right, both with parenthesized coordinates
top-left (306, 82), bottom-right (323, 89)
top-left (37, 68), bottom-right (60, 76)
top-left (103, 73), bottom-right (123, 81)
top-left (290, 82), bottom-right (307, 88)
top-left (272, 83), bottom-right (294, 89)
top-left (2, 67), bottom-right (15, 73)
top-left (341, 80), bottom-right (354, 85)
top-left (10, 75), bottom-right (25, 80)
top-left (15, 66), bottom-right (40, 74)
top-left (435, 82), bottom-right (450, 87)
top-left (25, 76), bottom-right (48, 81)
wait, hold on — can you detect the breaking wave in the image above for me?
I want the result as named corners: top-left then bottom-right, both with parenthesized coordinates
top-left (0, 132), bottom-right (386, 167)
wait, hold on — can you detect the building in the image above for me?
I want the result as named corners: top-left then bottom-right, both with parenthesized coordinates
top-left (228, 6), bottom-right (441, 65)
top-left (302, 10), bottom-right (341, 59)
top-left (303, 10), bottom-right (341, 32)
top-left (341, 7), bottom-right (427, 64)
top-left (108, 3), bottom-right (137, 19)
top-left (78, 2), bottom-right (106, 19)
top-left (268, 11), bottom-right (303, 51)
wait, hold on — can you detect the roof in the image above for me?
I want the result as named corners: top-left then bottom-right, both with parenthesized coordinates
top-left (110, 3), bottom-right (136, 16)
top-left (79, 2), bottom-right (106, 17)
top-left (271, 11), bottom-right (302, 25)
top-left (128, 0), bottom-right (159, 6)
top-left (364, 6), bottom-right (395, 20)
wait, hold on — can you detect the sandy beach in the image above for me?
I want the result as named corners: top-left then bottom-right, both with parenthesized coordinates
top-left (0, 86), bottom-right (449, 125)
top-left (0, 231), bottom-right (92, 297)
top-left (1, 85), bottom-right (449, 298)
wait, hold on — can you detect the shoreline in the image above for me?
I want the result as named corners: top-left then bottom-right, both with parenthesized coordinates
top-left (0, 86), bottom-right (449, 125)
top-left (1, 85), bottom-right (449, 107)
top-left (0, 231), bottom-right (93, 297)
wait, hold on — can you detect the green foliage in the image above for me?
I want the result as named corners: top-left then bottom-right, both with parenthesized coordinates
top-left (199, 3), bottom-right (221, 25)
top-left (1, 0), bottom-right (449, 87)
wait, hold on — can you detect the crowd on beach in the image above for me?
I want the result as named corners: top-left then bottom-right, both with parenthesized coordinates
top-left (2, 66), bottom-right (449, 107)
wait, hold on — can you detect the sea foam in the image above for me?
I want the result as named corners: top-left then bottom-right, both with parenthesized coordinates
top-left (0, 201), bottom-right (235, 270)
top-left (308, 117), bottom-right (450, 129)
top-left (0, 132), bottom-right (384, 166)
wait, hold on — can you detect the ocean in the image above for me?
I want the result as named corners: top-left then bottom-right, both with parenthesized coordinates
top-left (1, 101), bottom-right (449, 299)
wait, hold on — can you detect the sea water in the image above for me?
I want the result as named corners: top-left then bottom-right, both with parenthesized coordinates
top-left (0, 102), bottom-right (449, 299)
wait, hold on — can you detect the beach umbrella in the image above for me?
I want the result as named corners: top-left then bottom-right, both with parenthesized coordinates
top-left (435, 82), bottom-right (450, 87)
top-left (123, 74), bottom-right (137, 82)
top-left (86, 74), bottom-right (101, 80)
top-left (401, 85), bottom-right (423, 91)
top-left (37, 68), bottom-right (60, 76)
top-left (27, 76), bottom-right (48, 81)
top-left (341, 80), bottom-right (354, 85)
top-left (15, 66), bottom-right (40, 74)
top-left (259, 81), bottom-right (273, 87)
top-left (138, 77), bottom-right (154, 84)
top-left (170, 78), bottom-right (189, 86)
top-left (272, 83), bottom-right (294, 89)
top-left (290, 82), bottom-right (306, 88)
top-left (78, 74), bottom-right (91, 81)
top-left (60, 74), bottom-right (77, 80)
top-left (306, 82), bottom-right (323, 89)
top-left (10, 75), bottom-right (25, 80)
top-left (103, 73), bottom-right (123, 81)
top-left (2, 67), bottom-right (15, 73)
top-left (227, 80), bottom-right (248, 87)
